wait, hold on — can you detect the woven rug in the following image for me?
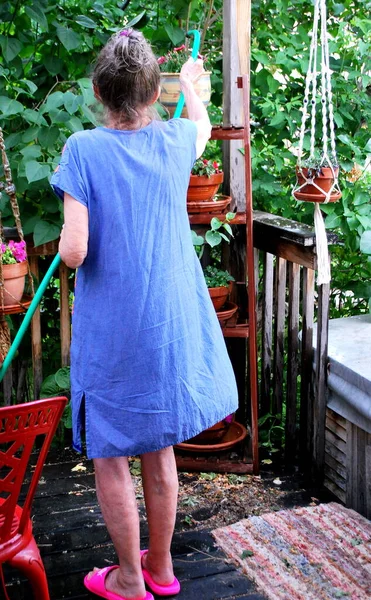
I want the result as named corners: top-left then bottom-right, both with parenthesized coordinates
top-left (212, 502), bottom-right (371, 600)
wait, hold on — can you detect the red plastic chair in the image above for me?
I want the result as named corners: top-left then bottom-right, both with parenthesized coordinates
top-left (0, 396), bottom-right (68, 600)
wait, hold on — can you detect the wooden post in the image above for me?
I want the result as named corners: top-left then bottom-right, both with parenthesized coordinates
top-left (30, 255), bottom-right (43, 399)
top-left (59, 262), bottom-right (71, 367)
top-left (223, 0), bottom-right (250, 211)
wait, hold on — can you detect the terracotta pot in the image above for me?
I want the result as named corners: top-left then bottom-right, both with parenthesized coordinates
top-left (1, 261), bottom-right (28, 307)
top-left (208, 281), bottom-right (233, 311)
top-left (160, 71), bottom-right (212, 118)
top-left (294, 166), bottom-right (341, 202)
top-left (187, 173), bottom-right (224, 202)
top-left (187, 420), bottom-right (230, 444)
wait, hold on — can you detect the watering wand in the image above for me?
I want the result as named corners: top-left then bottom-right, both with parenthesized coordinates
top-left (0, 29), bottom-right (201, 384)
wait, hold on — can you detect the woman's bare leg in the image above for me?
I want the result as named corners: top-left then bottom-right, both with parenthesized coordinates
top-left (140, 446), bottom-right (179, 584)
top-left (86, 456), bottom-right (146, 599)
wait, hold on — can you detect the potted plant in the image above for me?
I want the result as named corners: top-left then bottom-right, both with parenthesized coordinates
top-left (192, 214), bottom-right (237, 318)
top-left (0, 240), bottom-right (28, 307)
top-left (203, 266), bottom-right (234, 310)
top-left (187, 157), bottom-right (224, 202)
top-left (294, 159), bottom-right (341, 202)
top-left (158, 45), bottom-right (212, 118)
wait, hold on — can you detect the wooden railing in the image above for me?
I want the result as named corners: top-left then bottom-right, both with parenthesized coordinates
top-left (253, 211), bottom-right (332, 474)
top-left (2, 214), bottom-right (333, 477)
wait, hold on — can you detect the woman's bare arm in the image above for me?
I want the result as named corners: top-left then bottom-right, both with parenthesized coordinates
top-left (59, 193), bottom-right (89, 269)
top-left (179, 58), bottom-right (212, 158)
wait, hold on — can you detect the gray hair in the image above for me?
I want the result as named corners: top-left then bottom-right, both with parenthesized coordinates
top-left (92, 29), bottom-right (160, 124)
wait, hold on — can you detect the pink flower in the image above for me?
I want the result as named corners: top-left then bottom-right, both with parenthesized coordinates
top-left (157, 56), bottom-right (167, 65)
top-left (202, 158), bottom-right (208, 164)
top-left (174, 44), bottom-right (186, 52)
top-left (213, 161), bottom-right (219, 170)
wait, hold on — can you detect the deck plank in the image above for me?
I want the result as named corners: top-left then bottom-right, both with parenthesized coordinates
top-left (4, 455), bottom-right (267, 600)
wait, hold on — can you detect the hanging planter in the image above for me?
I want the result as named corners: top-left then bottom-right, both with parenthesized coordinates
top-left (292, 0), bottom-right (341, 285)
top-left (0, 127), bottom-right (35, 363)
top-left (1, 257), bottom-right (28, 307)
top-left (295, 166), bottom-right (341, 203)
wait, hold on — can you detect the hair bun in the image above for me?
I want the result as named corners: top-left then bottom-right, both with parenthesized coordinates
top-left (114, 29), bottom-right (151, 73)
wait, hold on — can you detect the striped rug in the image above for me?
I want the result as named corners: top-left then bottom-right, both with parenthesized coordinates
top-left (212, 502), bottom-right (371, 600)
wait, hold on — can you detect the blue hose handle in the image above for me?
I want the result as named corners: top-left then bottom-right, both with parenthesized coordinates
top-left (173, 29), bottom-right (201, 119)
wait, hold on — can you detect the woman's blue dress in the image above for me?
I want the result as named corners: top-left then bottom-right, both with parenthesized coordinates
top-left (51, 119), bottom-right (238, 458)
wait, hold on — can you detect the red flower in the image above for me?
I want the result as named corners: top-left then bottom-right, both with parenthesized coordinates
top-left (202, 158), bottom-right (208, 164)
top-left (174, 44), bottom-right (186, 52)
top-left (213, 161), bottom-right (219, 170)
top-left (157, 56), bottom-right (167, 64)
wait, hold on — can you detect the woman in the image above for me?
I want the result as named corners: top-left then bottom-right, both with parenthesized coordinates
top-left (51, 28), bottom-right (238, 600)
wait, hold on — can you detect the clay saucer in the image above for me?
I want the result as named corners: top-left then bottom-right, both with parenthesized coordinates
top-left (294, 190), bottom-right (342, 203)
top-left (175, 421), bottom-right (248, 453)
top-left (0, 295), bottom-right (33, 315)
top-left (187, 195), bottom-right (231, 214)
top-left (216, 301), bottom-right (238, 326)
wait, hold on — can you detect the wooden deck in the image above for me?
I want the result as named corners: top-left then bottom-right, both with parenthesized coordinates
top-left (4, 451), bottom-right (267, 600)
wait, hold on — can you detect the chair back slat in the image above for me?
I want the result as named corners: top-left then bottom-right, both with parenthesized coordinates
top-left (0, 397), bottom-right (67, 544)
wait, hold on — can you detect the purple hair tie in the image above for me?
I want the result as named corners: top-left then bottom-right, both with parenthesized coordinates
top-left (119, 29), bottom-right (131, 37)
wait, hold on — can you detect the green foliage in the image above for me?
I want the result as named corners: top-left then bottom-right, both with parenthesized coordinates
top-left (250, 0), bottom-right (371, 315)
top-left (40, 366), bottom-right (72, 430)
top-left (203, 265), bottom-right (235, 288)
top-left (0, 0), bottom-right (222, 245)
top-left (192, 213), bottom-right (235, 259)
top-left (191, 157), bottom-right (222, 176)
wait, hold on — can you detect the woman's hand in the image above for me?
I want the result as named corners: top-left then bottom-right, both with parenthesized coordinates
top-left (179, 58), bottom-right (205, 87)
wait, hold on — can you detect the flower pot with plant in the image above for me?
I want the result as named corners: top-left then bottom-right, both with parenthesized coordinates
top-left (187, 157), bottom-right (224, 202)
top-left (0, 240), bottom-right (28, 307)
top-left (192, 214), bottom-right (236, 317)
top-left (294, 160), bottom-right (341, 203)
top-left (158, 45), bottom-right (211, 118)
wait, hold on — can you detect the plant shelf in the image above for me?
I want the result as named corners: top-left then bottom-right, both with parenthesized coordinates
top-left (188, 212), bottom-right (246, 225)
top-left (210, 126), bottom-right (245, 141)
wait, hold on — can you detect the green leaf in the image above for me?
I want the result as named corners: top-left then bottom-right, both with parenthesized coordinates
top-left (75, 15), bottom-right (97, 28)
top-left (25, 4), bottom-right (48, 30)
top-left (23, 80), bottom-right (38, 95)
top-left (25, 160), bottom-right (51, 183)
top-left (360, 231), bottom-right (371, 255)
top-left (0, 96), bottom-right (24, 116)
top-left (66, 116), bottom-right (84, 133)
top-left (23, 109), bottom-right (48, 127)
top-left (252, 50), bottom-right (269, 65)
top-left (223, 222), bottom-right (233, 237)
top-left (40, 374), bottom-right (59, 398)
top-left (33, 220), bottom-right (61, 246)
top-left (126, 10), bottom-right (147, 29)
top-left (80, 104), bottom-right (97, 125)
top-left (164, 24), bottom-right (185, 46)
top-left (191, 230), bottom-right (204, 246)
top-left (44, 56), bottom-right (63, 76)
top-left (325, 213), bottom-right (342, 229)
top-left (225, 212), bottom-right (236, 221)
top-left (20, 145), bottom-right (42, 159)
top-left (55, 367), bottom-right (71, 390)
top-left (210, 217), bottom-right (222, 231)
top-left (270, 112), bottom-right (286, 128)
top-left (0, 36), bottom-right (23, 63)
top-left (38, 126), bottom-right (60, 149)
top-left (205, 230), bottom-right (222, 247)
top-left (56, 25), bottom-right (82, 51)
top-left (64, 92), bottom-right (83, 115)
top-left (45, 91), bottom-right (65, 111)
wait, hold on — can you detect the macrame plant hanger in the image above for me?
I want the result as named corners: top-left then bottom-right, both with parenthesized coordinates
top-left (0, 127), bottom-right (35, 363)
top-left (293, 0), bottom-right (341, 285)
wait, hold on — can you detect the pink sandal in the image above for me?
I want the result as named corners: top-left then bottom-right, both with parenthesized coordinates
top-left (140, 550), bottom-right (181, 596)
top-left (84, 566), bottom-right (154, 600)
